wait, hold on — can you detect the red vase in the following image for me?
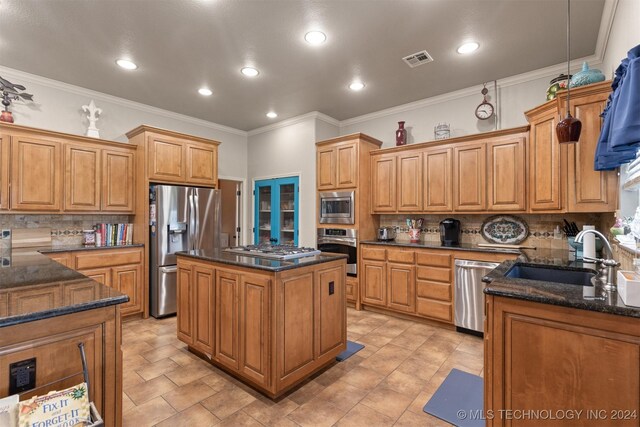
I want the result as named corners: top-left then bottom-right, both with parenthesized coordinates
top-left (0, 110), bottom-right (14, 123)
top-left (395, 121), bottom-right (407, 146)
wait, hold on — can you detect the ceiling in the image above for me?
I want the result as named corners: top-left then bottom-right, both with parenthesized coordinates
top-left (0, 0), bottom-right (606, 131)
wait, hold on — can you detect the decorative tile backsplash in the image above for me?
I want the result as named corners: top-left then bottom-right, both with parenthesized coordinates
top-left (0, 215), bottom-right (132, 246)
top-left (379, 213), bottom-right (615, 250)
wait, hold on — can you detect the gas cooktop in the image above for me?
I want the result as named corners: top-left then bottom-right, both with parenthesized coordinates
top-left (224, 244), bottom-right (321, 260)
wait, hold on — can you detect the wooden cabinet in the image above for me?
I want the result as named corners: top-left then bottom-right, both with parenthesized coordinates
top-left (415, 252), bottom-right (453, 322)
top-left (316, 142), bottom-right (357, 190)
top-left (566, 93), bottom-right (618, 212)
top-left (148, 134), bottom-right (185, 183)
top-left (186, 142), bottom-right (218, 187)
top-left (345, 276), bottom-right (358, 304)
top-left (239, 273), bottom-right (271, 386)
top-left (453, 142), bottom-right (486, 211)
top-left (361, 260), bottom-right (387, 307)
top-left (387, 263), bottom-right (415, 313)
top-left (397, 152), bottom-right (422, 212)
top-left (0, 134), bottom-right (9, 210)
top-left (11, 135), bottom-right (62, 211)
top-left (102, 149), bottom-right (135, 212)
top-left (527, 107), bottom-right (563, 211)
top-left (371, 154), bottom-right (397, 213)
top-left (177, 262), bottom-right (194, 344)
top-left (45, 247), bottom-right (144, 319)
top-left (487, 136), bottom-right (526, 211)
top-left (193, 264), bottom-right (215, 355)
top-left (64, 144), bottom-right (100, 212)
top-left (215, 269), bottom-right (240, 369)
top-left (485, 295), bottom-right (640, 427)
top-left (423, 147), bottom-right (452, 212)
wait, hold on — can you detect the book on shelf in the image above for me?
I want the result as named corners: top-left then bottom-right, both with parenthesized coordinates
top-left (18, 383), bottom-right (90, 426)
top-left (94, 223), bottom-right (133, 247)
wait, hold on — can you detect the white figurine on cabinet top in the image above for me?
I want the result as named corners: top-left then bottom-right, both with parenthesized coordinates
top-left (81, 99), bottom-right (102, 138)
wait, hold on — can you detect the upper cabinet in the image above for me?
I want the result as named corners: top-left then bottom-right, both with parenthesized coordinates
top-left (11, 135), bottom-right (62, 211)
top-left (397, 152), bottom-right (422, 212)
top-left (0, 134), bottom-right (10, 210)
top-left (316, 141), bottom-right (357, 190)
top-left (128, 125), bottom-right (220, 188)
top-left (487, 136), bottom-right (526, 211)
top-left (526, 81), bottom-right (618, 213)
top-left (371, 153), bottom-right (397, 213)
top-left (423, 147), bottom-right (452, 212)
top-left (453, 141), bottom-right (486, 212)
top-left (0, 123), bottom-right (137, 214)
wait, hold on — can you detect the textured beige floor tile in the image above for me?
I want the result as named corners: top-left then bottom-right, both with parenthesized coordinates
top-left (360, 386), bottom-right (413, 420)
top-left (394, 409), bottom-right (451, 426)
top-left (456, 335), bottom-right (484, 356)
top-left (370, 322), bottom-right (410, 338)
top-left (357, 333), bottom-right (394, 348)
top-left (201, 386), bottom-right (256, 419)
top-left (395, 356), bottom-right (441, 382)
top-left (122, 341), bottom-right (154, 357)
top-left (122, 392), bottom-right (135, 413)
top-left (314, 380), bottom-right (368, 412)
top-left (165, 361), bottom-right (216, 386)
top-left (404, 323), bottom-right (437, 338)
top-left (161, 380), bottom-right (217, 412)
top-left (351, 342), bottom-right (379, 359)
top-left (242, 397), bottom-right (299, 424)
top-left (126, 375), bottom-right (177, 405)
top-left (339, 366), bottom-right (386, 391)
top-left (432, 328), bottom-right (465, 344)
top-left (170, 348), bottom-right (205, 366)
top-left (201, 371), bottom-right (236, 392)
top-left (268, 416), bottom-right (301, 426)
top-left (358, 350), bottom-right (406, 376)
top-left (155, 403), bottom-right (220, 427)
top-left (122, 396), bottom-right (176, 427)
top-left (388, 330), bottom-right (429, 351)
top-left (216, 411), bottom-right (263, 427)
top-left (337, 354), bottom-right (364, 372)
top-left (347, 322), bottom-right (378, 335)
top-left (380, 370), bottom-right (426, 398)
top-left (141, 343), bottom-right (182, 363)
top-left (287, 380), bottom-right (326, 405)
top-left (312, 364), bottom-right (348, 387)
top-left (335, 403), bottom-right (395, 427)
top-left (122, 370), bottom-right (145, 391)
top-left (288, 399), bottom-right (347, 427)
top-left (135, 357), bottom-right (179, 381)
top-left (123, 353), bottom-right (149, 371)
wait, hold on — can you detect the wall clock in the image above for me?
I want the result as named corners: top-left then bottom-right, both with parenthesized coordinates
top-left (475, 84), bottom-right (495, 120)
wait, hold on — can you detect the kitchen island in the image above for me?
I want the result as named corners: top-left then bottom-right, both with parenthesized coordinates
top-left (483, 256), bottom-right (640, 426)
top-left (175, 249), bottom-right (348, 398)
top-left (0, 248), bottom-right (128, 426)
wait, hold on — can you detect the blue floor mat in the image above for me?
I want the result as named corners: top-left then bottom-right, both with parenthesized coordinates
top-left (336, 341), bottom-right (364, 362)
top-left (423, 368), bottom-right (484, 427)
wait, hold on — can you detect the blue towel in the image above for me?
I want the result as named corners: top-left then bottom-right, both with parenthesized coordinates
top-left (595, 44), bottom-right (640, 170)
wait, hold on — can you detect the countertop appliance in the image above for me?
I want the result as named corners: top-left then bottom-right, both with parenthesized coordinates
top-left (454, 259), bottom-right (499, 334)
top-left (440, 218), bottom-right (461, 247)
top-left (150, 184), bottom-right (221, 318)
top-left (319, 191), bottom-right (355, 225)
top-left (317, 228), bottom-right (357, 276)
top-left (377, 226), bottom-right (397, 241)
top-left (225, 244), bottom-right (320, 259)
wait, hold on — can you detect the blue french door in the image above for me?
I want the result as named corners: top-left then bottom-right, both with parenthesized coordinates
top-left (254, 176), bottom-right (299, 245)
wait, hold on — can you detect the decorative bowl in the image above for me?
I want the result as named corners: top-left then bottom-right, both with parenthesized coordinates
top-left (568, 236), bottom-right (604, 253)
top-left (569, 62), bottom-right (605, 88)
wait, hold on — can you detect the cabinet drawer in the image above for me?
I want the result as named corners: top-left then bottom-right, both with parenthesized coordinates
top-left (361, 247), bottom-right (386, 261)
top-left (74, 248), bottom-right (142, 270)
top-left (386, 249), bottom-right (415, 264)
top-left (416, 251), bottom-right (451, 267)
top-left (416, 280), bottom-right (451, 302)
top-left (416, 297), bottom-right (452, 322)
top-left (416, 266), bottom-right (450, 283)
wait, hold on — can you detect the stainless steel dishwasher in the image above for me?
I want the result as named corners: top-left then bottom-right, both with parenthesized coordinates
top-left (454, 259), bottom-right (499, 334)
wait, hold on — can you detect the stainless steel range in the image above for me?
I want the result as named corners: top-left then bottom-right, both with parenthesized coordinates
top-left (225, 244), bottom-right (321, 260)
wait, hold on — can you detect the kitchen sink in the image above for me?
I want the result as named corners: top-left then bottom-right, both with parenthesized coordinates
top-left (505, 263), bottom-right (596, 286)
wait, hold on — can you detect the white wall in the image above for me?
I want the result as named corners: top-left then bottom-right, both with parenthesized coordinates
top-left (0, 66), bottom-right (248, 180)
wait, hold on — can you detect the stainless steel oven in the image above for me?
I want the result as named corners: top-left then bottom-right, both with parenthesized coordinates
top-left (317, 228), bottom-right (357, 276)
top-left (319, 191), bottom-right (355, 225)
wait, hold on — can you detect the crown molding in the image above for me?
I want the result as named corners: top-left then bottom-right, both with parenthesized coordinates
top-left (247, 111), bottom-right (338, 137)
top-left (596, 0), bottom-right (619, 62)
top-left (0, 65), bottom-right (248, 137)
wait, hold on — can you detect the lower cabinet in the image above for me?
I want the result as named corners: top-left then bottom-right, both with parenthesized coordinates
top-left (387, 263), bottom-right (415, 313)
top-left (45, 247), bottom-right (144, 319)
top-left (176, 256), bottom-right (346, 397)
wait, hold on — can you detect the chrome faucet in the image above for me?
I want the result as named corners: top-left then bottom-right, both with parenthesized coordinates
top-left (575, 229), bottom-right (619, 291)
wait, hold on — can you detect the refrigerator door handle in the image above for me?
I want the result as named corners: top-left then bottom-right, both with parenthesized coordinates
top-left (193, 190), bottom-right (200, 249)
top-left (159, 265), bottom-right (178, 274)
top-left (188, 188), bottom-right (195, 250)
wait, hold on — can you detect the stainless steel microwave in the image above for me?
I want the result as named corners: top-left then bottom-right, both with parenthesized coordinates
top-left (319, 191), bottom-right (355, 224)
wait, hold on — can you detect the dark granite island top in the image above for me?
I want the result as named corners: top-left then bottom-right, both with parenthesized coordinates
top-left (0, 249), bottom-right (129, 327)
top-left (483, 256), bottom-right (640, 318)
top-left (176, 249), bottom-right (348, 272)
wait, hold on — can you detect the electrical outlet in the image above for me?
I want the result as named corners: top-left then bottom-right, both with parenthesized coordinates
top-left (1, 230), bottom-right (10, 240)
top-left (328, 281), bottom-right (335, 295)
top-left (9, 358), bottom-right (36, 394)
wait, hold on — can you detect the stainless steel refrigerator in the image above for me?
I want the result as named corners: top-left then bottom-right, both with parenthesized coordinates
top-left (150, 184), bottom-right (221, 318)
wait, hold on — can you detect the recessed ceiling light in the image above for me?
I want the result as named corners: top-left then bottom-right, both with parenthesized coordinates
top-left (457, 42), bottom-right (479, 54)
top-left (266, 112), bottom-right (278, 119)
top-left (305, 31), bottom-right (326, 45)
top-left (198, 88), bottom-right (213, 96)
top-left (116, 59), bottom-right (138, 70)
top-left (241, 67), bottom-right (259, 77)
top-left (349, 81), bottom-right (365, 91)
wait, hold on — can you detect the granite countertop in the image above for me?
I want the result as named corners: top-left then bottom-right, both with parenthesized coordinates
top-left (0, 249), bottom-right (129, 328)
top-left (38, 243), bottom-right (144, 253)
top-left (483, 256), bottom-right (640, 318)
top-left (361, 240), bottom-right (522, 255)
top-left (177, 249), bottom-right (348, 272)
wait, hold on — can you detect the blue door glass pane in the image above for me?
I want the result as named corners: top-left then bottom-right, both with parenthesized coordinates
top-left (254, 177), bottom-right (299, 245)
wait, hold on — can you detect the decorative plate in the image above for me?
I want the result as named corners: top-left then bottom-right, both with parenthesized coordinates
top-left (481, 215), bottom-right (529, 245)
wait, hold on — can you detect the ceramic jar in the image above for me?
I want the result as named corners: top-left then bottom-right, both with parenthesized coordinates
top-left (395, 121), bottom-right (407, 146)
top-left (569, 62), bottom-right (605, 88)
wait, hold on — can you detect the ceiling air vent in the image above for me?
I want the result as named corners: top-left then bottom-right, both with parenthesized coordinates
top-left (402, 50), bottom-right (434, 68)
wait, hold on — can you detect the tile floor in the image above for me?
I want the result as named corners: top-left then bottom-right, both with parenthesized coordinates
top-left (122, 308), bottom-right (484, 426)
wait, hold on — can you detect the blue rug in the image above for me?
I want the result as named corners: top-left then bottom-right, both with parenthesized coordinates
top-left (423, 368), bottom-right (484, 427)
top-left (336, 341), bottom-right (364, 362)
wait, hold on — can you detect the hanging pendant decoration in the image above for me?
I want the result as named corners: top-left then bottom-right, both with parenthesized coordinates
top-left (556, 0), bottom-right (581, 144)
